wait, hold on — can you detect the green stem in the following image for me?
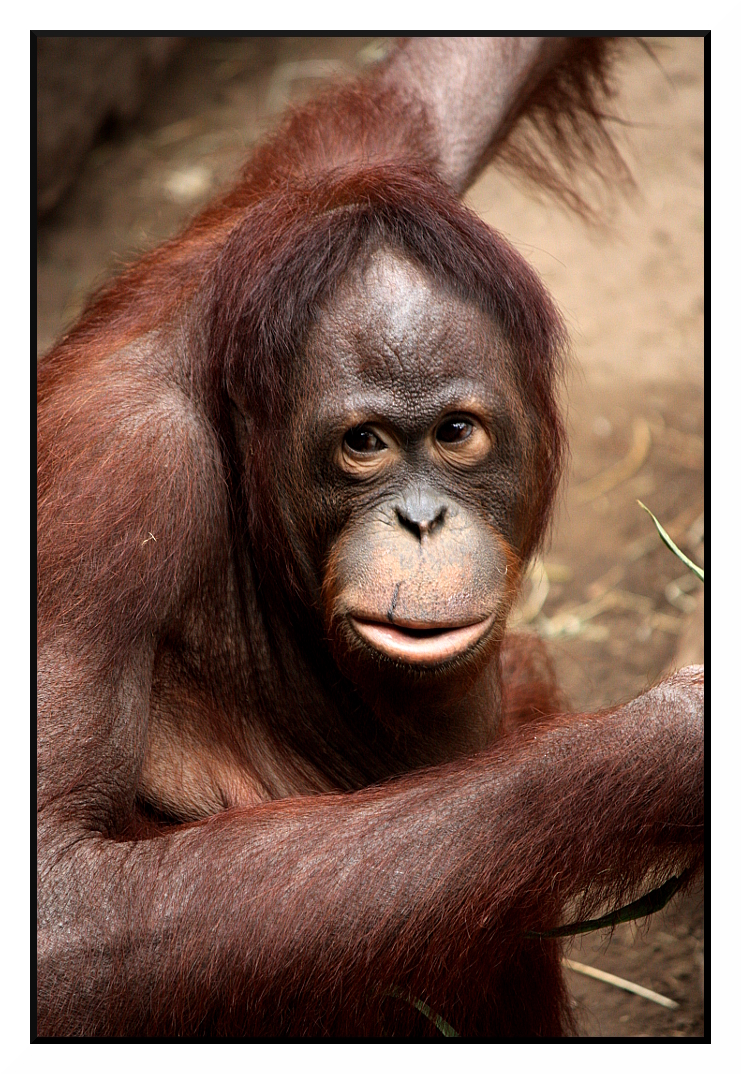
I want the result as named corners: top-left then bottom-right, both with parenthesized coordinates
top-left (637, 501), bottom-right (704, 581)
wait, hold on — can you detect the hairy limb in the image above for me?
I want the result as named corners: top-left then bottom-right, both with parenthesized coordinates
top-left (382, 37), bottom-right (626, 199)
top-left (38, 664), bottom-right (702, 1037)
top-left (242, 37), bottom-right (625, 207)
top-left (383, 37), bottom-right (564, 191)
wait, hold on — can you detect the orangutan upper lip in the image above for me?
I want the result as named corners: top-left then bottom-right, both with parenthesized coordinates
top-left (349, 613), bottom-right (495, 666)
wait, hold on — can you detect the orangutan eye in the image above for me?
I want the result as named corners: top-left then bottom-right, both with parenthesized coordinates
top-left (436, 418), bottom-right (473, 444)
top-left (343, 426), bottom-right (386, 454)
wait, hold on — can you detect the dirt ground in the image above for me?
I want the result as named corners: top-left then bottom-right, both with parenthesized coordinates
top-left (36, 36), bottom-right (705, 1038)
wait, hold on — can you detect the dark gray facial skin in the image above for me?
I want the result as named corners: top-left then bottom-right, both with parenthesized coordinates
top-left (279, 246), bottom-right (538, 742)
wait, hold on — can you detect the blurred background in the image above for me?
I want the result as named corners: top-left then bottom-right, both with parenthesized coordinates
top-left (36, 36), bottom-right (704, 1037)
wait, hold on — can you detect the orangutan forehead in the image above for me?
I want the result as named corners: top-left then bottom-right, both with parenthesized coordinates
top-left (307, 246), bottom-right (513, 386)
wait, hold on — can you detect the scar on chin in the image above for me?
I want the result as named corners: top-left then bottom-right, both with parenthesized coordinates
top-left (388, 582), bottom-right (401, 622)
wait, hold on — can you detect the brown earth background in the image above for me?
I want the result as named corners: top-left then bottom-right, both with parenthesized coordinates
top-left (36, 36), bottom-right (705, 1038)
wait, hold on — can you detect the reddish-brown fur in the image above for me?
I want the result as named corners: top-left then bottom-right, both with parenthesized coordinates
top-left (37, 39), bottom-right (703, 1037)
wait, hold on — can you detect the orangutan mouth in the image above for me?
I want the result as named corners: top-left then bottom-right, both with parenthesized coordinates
top-left (349, 613), bottom-right (495, 666)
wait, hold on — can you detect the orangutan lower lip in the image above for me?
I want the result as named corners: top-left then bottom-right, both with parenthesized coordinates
top-left (349, 613), bottom-right (496, 666)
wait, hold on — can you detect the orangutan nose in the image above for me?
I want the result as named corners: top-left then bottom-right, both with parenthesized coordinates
top-left (395, 490), bottom-right (448, 542)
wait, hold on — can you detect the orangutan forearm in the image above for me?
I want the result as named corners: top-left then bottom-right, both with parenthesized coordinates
top-left (383, 37), bottom-right (572, 191)
top-left (37, 669), bottom-right (702, 1037)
